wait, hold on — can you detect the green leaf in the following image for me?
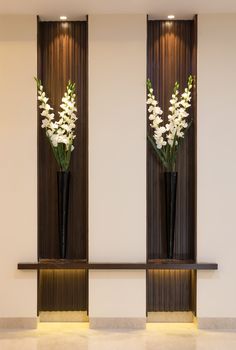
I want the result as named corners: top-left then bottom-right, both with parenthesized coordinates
top-left (64, 145), bottom-right (72, 171)
top-left (147, 135), bottom-right (168, 169)
top-left (34, 76), bottom-right (42, 89)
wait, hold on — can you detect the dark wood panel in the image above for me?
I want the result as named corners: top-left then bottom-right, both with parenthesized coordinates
top-left (37, 21), bottom-right (88, 313)
top-left (17, 260), bottom-right (218, 270)
top-left (38, 21), bottom-right (88, 260)
top-left (147, 19), bottom-right (197, 312)
top-left (192, 15), bottom-right (198, 262)
top-left (39, 270), bottom-right (88, 311)
top-left (148, 270), bottom-right (192, 312)
top-left (147, 20), bottom-right (196, 260)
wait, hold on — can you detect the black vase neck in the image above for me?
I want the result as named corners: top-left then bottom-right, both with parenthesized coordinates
top-left (164, 171), bottom-right (178, 175)
top-left (57, 170), bottom-right (70, 174)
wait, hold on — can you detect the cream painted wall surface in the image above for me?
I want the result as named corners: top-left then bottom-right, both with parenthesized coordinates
top-left (89, 14), bottom-right (146, 263)
top-left (0, 16), bottom-right (37, 318)
top-left (89, 15), bottom-right (146, 321)
top-left (197, 14), bottom-right (236, 319)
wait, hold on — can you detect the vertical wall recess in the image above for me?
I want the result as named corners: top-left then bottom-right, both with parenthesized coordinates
top-left (148, 270), bottom-right (195, 312)
top-left (39, 270), bottom-right (87, 311)
top-left (38, 21), bottom-right (88, 312)
top-left (147, 19), bottom-right (197, 313)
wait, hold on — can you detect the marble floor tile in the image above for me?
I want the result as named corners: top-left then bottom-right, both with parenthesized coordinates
top-left (0, 323), bottom-right (236, 350)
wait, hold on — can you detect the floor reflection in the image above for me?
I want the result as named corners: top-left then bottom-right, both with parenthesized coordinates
top-left (0, 323), bottom-right (236, 350)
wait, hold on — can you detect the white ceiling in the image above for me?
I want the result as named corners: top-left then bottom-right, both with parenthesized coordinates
top-left (0, 0), bottom-right (236, 20)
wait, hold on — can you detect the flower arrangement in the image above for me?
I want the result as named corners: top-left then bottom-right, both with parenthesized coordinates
top-left (35, 78), bottom-right (77, 171)
top-left (146, 76), bottom-right (193, 171)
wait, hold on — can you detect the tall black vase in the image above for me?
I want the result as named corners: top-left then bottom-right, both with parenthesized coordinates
top-left (57, 171), bottom-right (70, 259)
top-left (164, 172), bottom-right (178, 259)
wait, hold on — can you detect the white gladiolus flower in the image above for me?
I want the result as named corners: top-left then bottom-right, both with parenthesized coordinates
top-left (51, 134), bottom-right (59, 147)
top-left (164, 78), bottom-right (192, 152)
top-left (45, 104), bottom-right (51, 111)
top-left (147, 76), bottom-right (193, 170)
top-left (146, 98), bottom-right (153, 104)
top-left (46, 129), bottom-right (54, 137)
top-left (58, 135), bottom-right (68, 144)
top-left (146, 81), bottom-right (166, 150)
top-left (41, 118), bottom-right (50, 128)
top-left (36, 78), bottom-right (78, 170)
top-left (57, 128), bottom-right (65, 135)
top-left (153, 106), bottom-right (163, 115)
top-left (51, 122), bottom-right (59, 129)
top-left (42, 97), bottom-right (49, 103)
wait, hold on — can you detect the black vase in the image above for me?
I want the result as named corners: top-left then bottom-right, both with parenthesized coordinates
top-left (57, 171), bottom-right (70, 259)
top-left (164, 172), bottom-right (178, 259)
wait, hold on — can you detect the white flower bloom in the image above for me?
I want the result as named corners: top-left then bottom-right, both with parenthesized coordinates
top-left (46, 129), bottom-right (54, 137)
top-left (36, 78), bottom-right (78, 170)
top-left (71, 113), bottom-right (77, 120)
top-left (165, 78), bottom-right (192, 149)
top-left (45, 104), bottom-right (52, 111)
top-left (146, 84), bottom-right (166, 149)
top-left (153, 106), bottom-right (163, 115)
top-left (58, 135), bottom-right (68, 145)
top-left (60, 124), bottom-right (68, 130)
top-left (151, 116), bottom-right (164, 128)
top-left (41, 118), bottom-right (50, 128)
top-left (41, 110), bottom-right (48, 116)
top-left (51, 134), bottom-right (59, 147)
top-left (57, 128), bottom-right (65, 135)
top-left (146, 98), bottom-right (153, 104)
top-left (147, 76), bottom-right (193, 160)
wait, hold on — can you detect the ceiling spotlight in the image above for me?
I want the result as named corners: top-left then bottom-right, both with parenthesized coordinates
top-left (167, 15), bottom-right (175, 19)
top-left (60, 16), bottom-right (67, 21)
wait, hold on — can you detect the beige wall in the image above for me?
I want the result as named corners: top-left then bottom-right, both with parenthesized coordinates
top-left (1, 12), bottom-right (235, 325)
top-left (0, 15), bottom-right (37, 318)
top-left (197, 14), bottom-right (236, 318)
top-left (88, 14), bottom-right (146, 319)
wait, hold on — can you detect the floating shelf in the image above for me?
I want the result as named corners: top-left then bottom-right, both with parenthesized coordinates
top-left (147, 259), bottom-right (218, 270)
top-left (18, 259), bottom-right (218, 270)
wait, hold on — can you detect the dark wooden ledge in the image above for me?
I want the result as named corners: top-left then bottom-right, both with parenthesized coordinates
top-left (17, 259), bottom-right (218, 271)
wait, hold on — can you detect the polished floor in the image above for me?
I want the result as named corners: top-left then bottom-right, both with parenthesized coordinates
top-left (1, 323), bottom-right (236, 350)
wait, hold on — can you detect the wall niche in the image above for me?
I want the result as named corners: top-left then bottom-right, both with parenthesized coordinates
top-left (147, 18), bottom-right (197, 317)
top-left (37, 20), bottom-right (88, 315)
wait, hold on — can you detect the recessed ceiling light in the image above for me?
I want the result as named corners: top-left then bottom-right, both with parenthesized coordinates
top-left (167, 15), bottom-right (175, 19)
top-left (60, 16), bottom-right (67, 21)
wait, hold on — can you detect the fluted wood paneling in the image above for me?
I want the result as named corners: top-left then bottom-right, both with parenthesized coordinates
top-left (38, 21), bottom-right (88, 260)
top-left (147, 20), bottom-right (196, 260)
top-left (38, 21), bottom-right (88, 312)
top-left (39, 270), bottom-right (87, 311)
top-left (147, 19), bottom-right (197, 312)
top-left (148, 270), bottom-right (191, 311)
